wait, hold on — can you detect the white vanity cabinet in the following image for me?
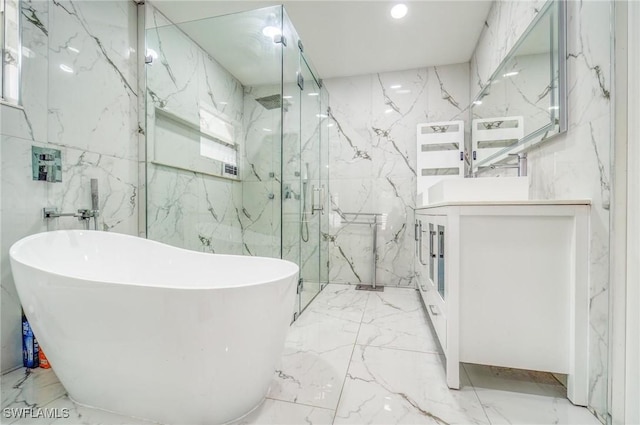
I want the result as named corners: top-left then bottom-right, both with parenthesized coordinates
top-left (415, 214), bottom-right (447, 351)
top-left (415, 200), bottom-right (590, 406)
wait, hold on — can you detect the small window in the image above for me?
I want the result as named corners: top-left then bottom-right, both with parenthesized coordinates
top-left (1, 0), bottom-right (21, 104)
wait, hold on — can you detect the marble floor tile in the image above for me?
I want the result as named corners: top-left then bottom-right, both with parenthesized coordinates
top-left (463, 364), bottom-right (601, 425)
top-left (1, 284), bottom-right (602, 425)
top-left (356, 288), bottom-right (440, 354)
top-left (234, 399), bottom-right (334, 425)
top-left (300, 286), bottom-right (321, 312)
top-left (1, 368), bottom-right (67, 420)
top-left (470, 388), bottom-right (602, 425)
top-left (333, 345), bottom-right (490, 425)
top-left (267, 306), bottom-right (363, 410)
top-left (305, 284), bottom-right (370, 323)
top-left (10, 396), bottom-right (156, 425)
top-left (267, 285), bottom-right (369, 410)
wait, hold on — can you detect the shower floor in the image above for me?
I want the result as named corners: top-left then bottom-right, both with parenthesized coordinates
top-left (1, 284), bottom-right (601, 424)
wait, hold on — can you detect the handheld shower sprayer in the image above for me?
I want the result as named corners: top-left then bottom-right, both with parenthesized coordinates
top-left (90, 178), bottom-right (99, 230)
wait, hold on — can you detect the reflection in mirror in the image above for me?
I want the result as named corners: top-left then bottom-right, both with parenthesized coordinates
top-left (1, 0), bottom-right (21, 104)
top-left (471, 0), bottom-right (566, 171)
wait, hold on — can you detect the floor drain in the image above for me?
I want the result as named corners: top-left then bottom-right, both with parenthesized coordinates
top-left (355, 284), bottom-right (384, 292)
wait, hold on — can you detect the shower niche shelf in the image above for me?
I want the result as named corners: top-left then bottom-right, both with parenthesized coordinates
top-left (151, 107), bottom-right (239, 180)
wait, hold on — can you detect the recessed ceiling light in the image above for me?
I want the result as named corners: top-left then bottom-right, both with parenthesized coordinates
top-left (308, 92), bottom-right (319, 96)
top-left (59, 64), bottom-right (74, 73)
top-left (473, 100), bottom-right (483, 105)
top-left (262, 26), bottom-right (281, 39)
top-left (390, 3), bottom-right (408, 19)
top-left (390, 84), bottom-right (402, 89)
top-left (502, 71), bottom-right (519, 77)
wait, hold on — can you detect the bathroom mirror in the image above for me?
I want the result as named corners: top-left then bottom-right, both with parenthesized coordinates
top-left (471, 0), bottom-right (566, 171)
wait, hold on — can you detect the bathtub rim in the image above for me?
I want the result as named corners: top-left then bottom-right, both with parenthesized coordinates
top-left (10, 230), bottom-right (299, 290)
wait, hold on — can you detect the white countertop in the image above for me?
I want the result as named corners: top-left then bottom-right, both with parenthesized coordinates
top-left (417, 199), bottom-right (592, 209)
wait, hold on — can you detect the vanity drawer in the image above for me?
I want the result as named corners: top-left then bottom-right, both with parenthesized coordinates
top-left (424, 286), bottom-right (447, 350)
top-left (416, 272), bottom-right (429, 302)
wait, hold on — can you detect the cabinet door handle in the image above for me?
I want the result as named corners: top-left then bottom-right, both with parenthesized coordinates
top-left (430, 230), bottom-right (436, 258)
top-left (439, 230), bottom-right (445, 259)
top-left (428, 304), bottom-right (439, 316)
top-left (418, 223), bottom-right (428, 266)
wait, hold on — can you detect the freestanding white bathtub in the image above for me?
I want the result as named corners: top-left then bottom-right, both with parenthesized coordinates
top-left (10, 230), bottom-right (299, 424)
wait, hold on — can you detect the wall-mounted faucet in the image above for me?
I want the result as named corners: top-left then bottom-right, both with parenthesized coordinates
top-left (43, 178), bottom-right (100, 230)
top-left (490, 153), bottom-right (528, 177)
top-left (43, 208), bottom-right (97, 229)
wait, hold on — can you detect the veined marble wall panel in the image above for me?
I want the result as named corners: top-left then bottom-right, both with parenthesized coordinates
top-left (471, 1), bottom-right (612, 420)
top-left (1, 0), bottom-right (139, 372)
top-left (48, 0), bottom-right (138, 161)
top-left (145, 6), bottom-right (243, 129)
top-left (326, 64), bottom-right (469, 287)
top-left (146, 164), bottom-right (243, 254)
top-left (144, 4), bottom-right (244, 256)
top-left (44, 145), bottom-right (137, 234)
top-left (0, 136), bottom-right (48, 372)
top-left (280, 80), bottom-right (302, 266)
top-left (242, 85), bottom-right (282, 258)
top-left (45, 0), bottom-right (139, 233)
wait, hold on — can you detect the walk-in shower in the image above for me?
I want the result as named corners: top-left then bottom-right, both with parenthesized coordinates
top-left (140, 4), bottom-right (330, 316)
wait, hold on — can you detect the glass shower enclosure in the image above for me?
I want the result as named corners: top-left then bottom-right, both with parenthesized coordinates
top-left (142, 4), bottom-right (330, 317)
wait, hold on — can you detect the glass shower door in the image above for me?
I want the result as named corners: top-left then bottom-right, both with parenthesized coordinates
top-left (319, 87), bottom-right (330, 290)
top-left (279, 11), bottom-right (327, 318)
top-left (298, 57), bottom-right (322, 312)
top-left (280, 10), bottom-right (303, 319)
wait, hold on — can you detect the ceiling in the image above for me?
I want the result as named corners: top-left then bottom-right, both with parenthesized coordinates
top-left (152, 0), bottom-right (493, 82)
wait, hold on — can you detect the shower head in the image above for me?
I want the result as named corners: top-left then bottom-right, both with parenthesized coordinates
top-left (255, 94), bottom-right (291, 112)
top-left (255, 94), bottom-right (282, 110)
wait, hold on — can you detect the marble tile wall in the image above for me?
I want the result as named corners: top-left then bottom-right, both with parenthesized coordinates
top-left (144, 4), bottom-right (245, 255)
top-left (471, 1), bottom-right (613, 421)
top-left (241, 84), bottom-right (283, 258)
top-left (325, 64), bottom-right (469, 287)
top-left (1, 0), bottom-right (138, 372)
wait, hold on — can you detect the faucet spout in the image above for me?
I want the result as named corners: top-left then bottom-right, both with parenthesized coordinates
top-left (490, 153), bottom-right (528, 177)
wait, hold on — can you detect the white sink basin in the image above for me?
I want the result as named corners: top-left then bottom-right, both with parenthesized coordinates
top-left (426, 177), bottom-right (529, 204)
